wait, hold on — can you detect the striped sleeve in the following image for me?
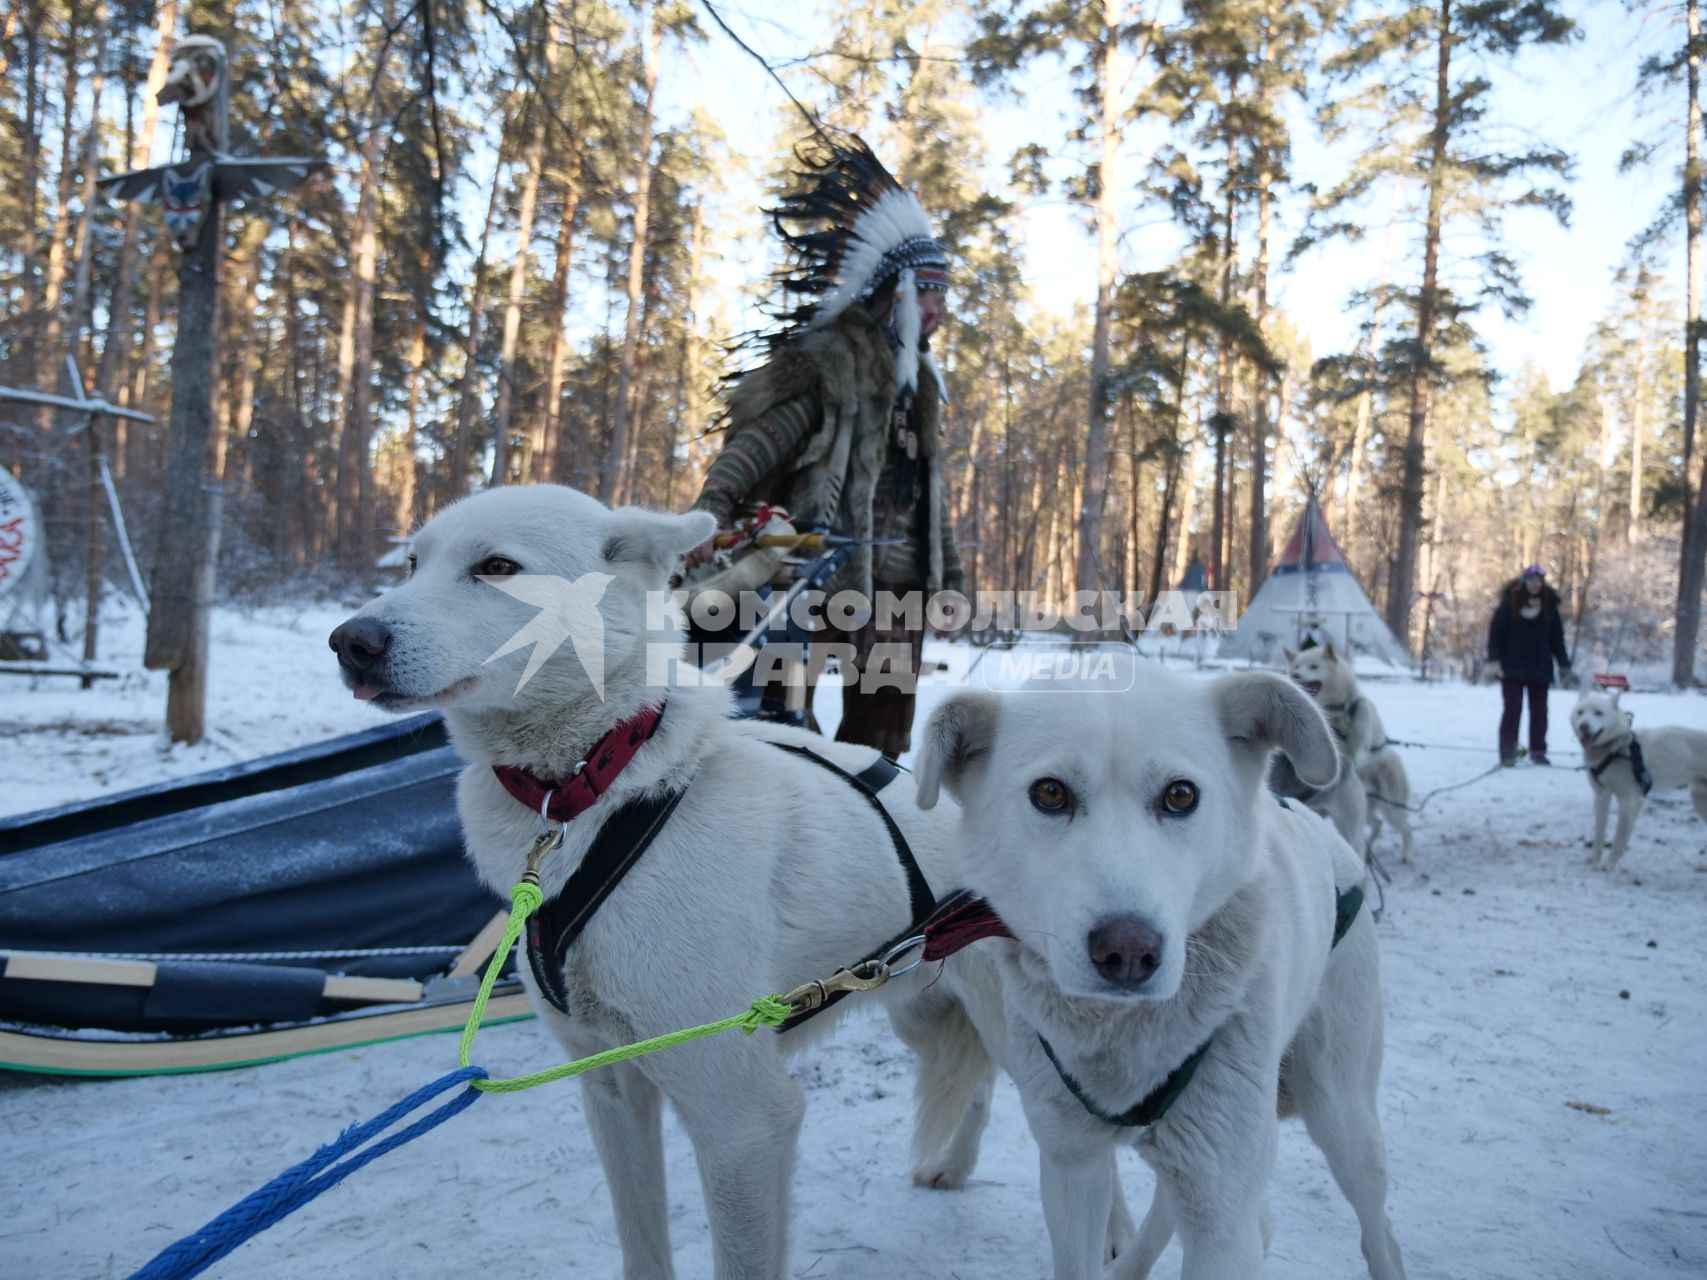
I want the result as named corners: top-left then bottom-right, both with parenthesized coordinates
top-left (693, 392), bottom-right (821, 525)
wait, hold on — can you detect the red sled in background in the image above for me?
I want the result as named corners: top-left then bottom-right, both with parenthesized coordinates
top-left (1592, 673), bottom-right (1630, 691)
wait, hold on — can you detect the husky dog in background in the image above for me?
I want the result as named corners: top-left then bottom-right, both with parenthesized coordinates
top-left (1269, 740), bottom-right (1368, 849)
top-left (915, 667), bottom-right (1406, 1280)
top-left (1287, 641), bottom-right (1415, 863)
top-left (329, 484), bottom-right (989, 1280)
top-left (1571, 689), bottom-right (1707, 871)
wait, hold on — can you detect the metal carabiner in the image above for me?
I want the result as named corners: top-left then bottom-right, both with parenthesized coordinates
top-left (521, 824), bottom-right (565, 887)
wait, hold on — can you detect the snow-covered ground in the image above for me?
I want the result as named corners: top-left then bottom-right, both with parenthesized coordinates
top-left (3, 610), bottom-right (1706, 1278)
top-left (0, 599), bottom-right (379, 818)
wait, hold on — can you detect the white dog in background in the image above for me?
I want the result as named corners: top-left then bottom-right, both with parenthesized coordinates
top-left (329, 484), bottom-right (988, 1280)
top-left (1287, 641), bottom-right (1415, 862)
top-left (1571, 688), bottom-right (1707, 871)
top-left (915, 667), bottom-right (1406, 1280)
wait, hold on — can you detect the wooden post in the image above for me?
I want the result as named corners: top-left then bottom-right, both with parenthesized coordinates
top-left (99, 33), bottom-right (320, 742)
top-left (144, 197), bottom-right (223, 741)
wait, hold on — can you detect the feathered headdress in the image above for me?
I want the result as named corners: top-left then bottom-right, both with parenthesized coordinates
top-left (762, 135), bottom-right (950, 393)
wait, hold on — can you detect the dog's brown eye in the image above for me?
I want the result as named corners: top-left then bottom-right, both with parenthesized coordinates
top-left (477, 556), bottom-right (521, 578)
top-left (1030, 777), bottom-right (1072, 815)
top-left (1161, 779), bottom-right (1199, 815)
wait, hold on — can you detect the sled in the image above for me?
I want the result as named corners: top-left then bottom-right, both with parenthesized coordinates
top-left (1591, 673), bottom-right (1630, 691)
top-left (0, 713), bottom-right (531, 1077)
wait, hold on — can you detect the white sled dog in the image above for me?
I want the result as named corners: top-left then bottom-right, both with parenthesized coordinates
top-left (329, 484), bottom-right (985, 1280)
top-left (1287, 641), bottom-right (1414, 862)
top-left (1268, 737), bottom-right (1368, 848)
top-left (1571, 688), bottom-right (1707, 871)
top-left (914, 667), bottom-right (1406, 1280)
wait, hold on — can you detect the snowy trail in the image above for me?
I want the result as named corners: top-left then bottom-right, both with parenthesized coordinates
top-left (3, 618), bottom-right (1706, 1278)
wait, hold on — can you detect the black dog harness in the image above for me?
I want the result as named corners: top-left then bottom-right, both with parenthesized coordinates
top-left (1039, 882), bottom-right (1365, 1128)
top-left (525, 742), bottom-right (936, 1019)
top-left (1590, 734), bottom-right (1653, 795)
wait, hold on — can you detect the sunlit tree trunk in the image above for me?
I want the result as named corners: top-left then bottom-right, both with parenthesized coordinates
top-left (448, 129), bottom-right (512, 505)
top-left (1074, 0), bottom-right (1122, 594)
top-left (1389, 0), bottom-right (1453, 652)
top-left (492, 105), bottom-right (548, 488)
top-left (599, 10), bottom-right (661, 504)
top-left (537, 144), bottom-right (584, 483)
top-left (1676, 0), bottom-right (1707, 684)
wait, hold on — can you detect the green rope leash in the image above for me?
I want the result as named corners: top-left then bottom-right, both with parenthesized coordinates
top-left (456, 875), bottom-right (793, 1094)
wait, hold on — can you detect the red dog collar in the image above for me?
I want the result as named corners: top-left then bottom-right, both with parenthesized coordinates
top-left (492, 701), bottom-right (666, 823)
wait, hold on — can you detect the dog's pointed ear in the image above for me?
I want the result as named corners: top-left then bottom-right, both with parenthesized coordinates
top-left (1609, 688), bottom-right (1623, 707)
top-left (603, 507), bottom-right (717, 574)
top-left (1212, 670), bottom-right (1338, 787)
top-left (1321, 638), bottom-right (1338, 660)
top-left (916, 690), bottom-right (1001, 810)
top-left (1283, 645), bottom-right (1297, 663)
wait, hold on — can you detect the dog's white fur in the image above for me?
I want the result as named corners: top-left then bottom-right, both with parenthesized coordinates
top-left (915, 666), bottom-right (1406, 1280)
top-left (1286, 641), bottom-right (1414, 862)
top-left (331, 485), bottom-right (986, 1280)
top-left (1570, 688), bottom-right (1707, 870)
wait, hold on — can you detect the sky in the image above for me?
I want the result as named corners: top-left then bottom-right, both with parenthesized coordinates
top-left (669, 0), bottom-right (1679, 399)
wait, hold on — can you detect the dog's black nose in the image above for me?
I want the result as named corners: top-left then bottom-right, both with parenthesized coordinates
top-left (1087, 916), bottom-right (1164, 988)
top-left (329, 617), bottom-right (390, 673)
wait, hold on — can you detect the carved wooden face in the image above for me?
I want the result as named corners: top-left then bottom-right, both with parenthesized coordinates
top-left (162, 161), bottom-right (213, 250)
top-left (158, 40), bottom-right (224, 108)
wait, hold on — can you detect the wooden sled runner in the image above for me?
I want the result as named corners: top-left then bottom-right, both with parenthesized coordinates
top-left (0, 715), bottom-right (533, 1076)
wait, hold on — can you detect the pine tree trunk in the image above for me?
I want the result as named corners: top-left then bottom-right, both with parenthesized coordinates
top-left (665, 199), bottom-right (705, 510)
top-left (448, 124), bottom-right (513, 506)
top-left (1630, 301), bottom-right (1648, 544)
top-left (622, 270), bottom-right (663, 499)
top-left (399, 246), bottom-right (429, 527)
top-left (1126, 404), bottom-right (1142, 593)
top-left (1249, 30), bottom-right (1273, 593)
top-left (1074, 1), bottom-right (1121, 595)
top-left (599, 11), bottom-right (661, 505)
top-left (1389, 0), bottom-right (1453, 654)
top-left (1212, 126), bottom-right (1237, 593)
top-left (67, 0), bottom-right (111, 374)
top-left (1676, 0), bottom-right (1707, 685)
top-left (127, 254), bottom-right (165, 473)
top-left (333, 11), bottom-right (394, 565)
top-left (1339, 180), bottom-right (1399, 554)
top-left (538, 145), bottom-right (585, 483)
top-left (35, 0), bottom-right (85, 445)
top-left (95, 0), bottom-right (178, 468)
top-left (19, 8), bottom-right (42, 343)
top-left (17, 10), bottom-right (43, 404)
top-left (1171, 414), bottom-right (1204, 587)
top-left (1151, 333), bottom-right (1192, 602)
top-left (492, 104), bottom-right (549, 488)
top-left (222, 224), bottom-right (266, 485)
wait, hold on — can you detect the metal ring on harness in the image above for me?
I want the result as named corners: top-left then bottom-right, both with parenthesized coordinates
top-left (878, 933), bottom-right (928, 980)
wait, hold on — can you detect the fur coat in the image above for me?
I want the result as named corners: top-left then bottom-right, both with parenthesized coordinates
top-left (708, 308), bottom-right (963, 600)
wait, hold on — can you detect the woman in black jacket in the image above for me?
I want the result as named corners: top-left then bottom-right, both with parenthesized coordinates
top-left (1486, 565), bottom-right (1572, 764)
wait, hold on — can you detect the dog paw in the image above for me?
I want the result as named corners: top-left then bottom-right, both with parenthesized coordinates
top-left (911, 1165), bottom-right (970, 1191)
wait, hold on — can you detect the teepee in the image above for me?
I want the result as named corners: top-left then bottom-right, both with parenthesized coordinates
top-left (1218, 495), bottom-right (1410, 667)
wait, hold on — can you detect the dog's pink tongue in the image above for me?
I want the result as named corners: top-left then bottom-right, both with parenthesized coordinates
top-left (353, 684), bottom-right (381, 702)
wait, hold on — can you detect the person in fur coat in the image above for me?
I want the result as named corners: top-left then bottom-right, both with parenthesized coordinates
top-left (686, 137), bottom-right (965, 758)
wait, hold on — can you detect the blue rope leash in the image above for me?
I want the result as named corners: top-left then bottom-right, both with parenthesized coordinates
top-left (129, 1066), bottom-right (488, 1280)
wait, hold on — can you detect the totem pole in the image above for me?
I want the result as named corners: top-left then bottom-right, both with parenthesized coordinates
top-left (99, 36), bottom-right (322, 742)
